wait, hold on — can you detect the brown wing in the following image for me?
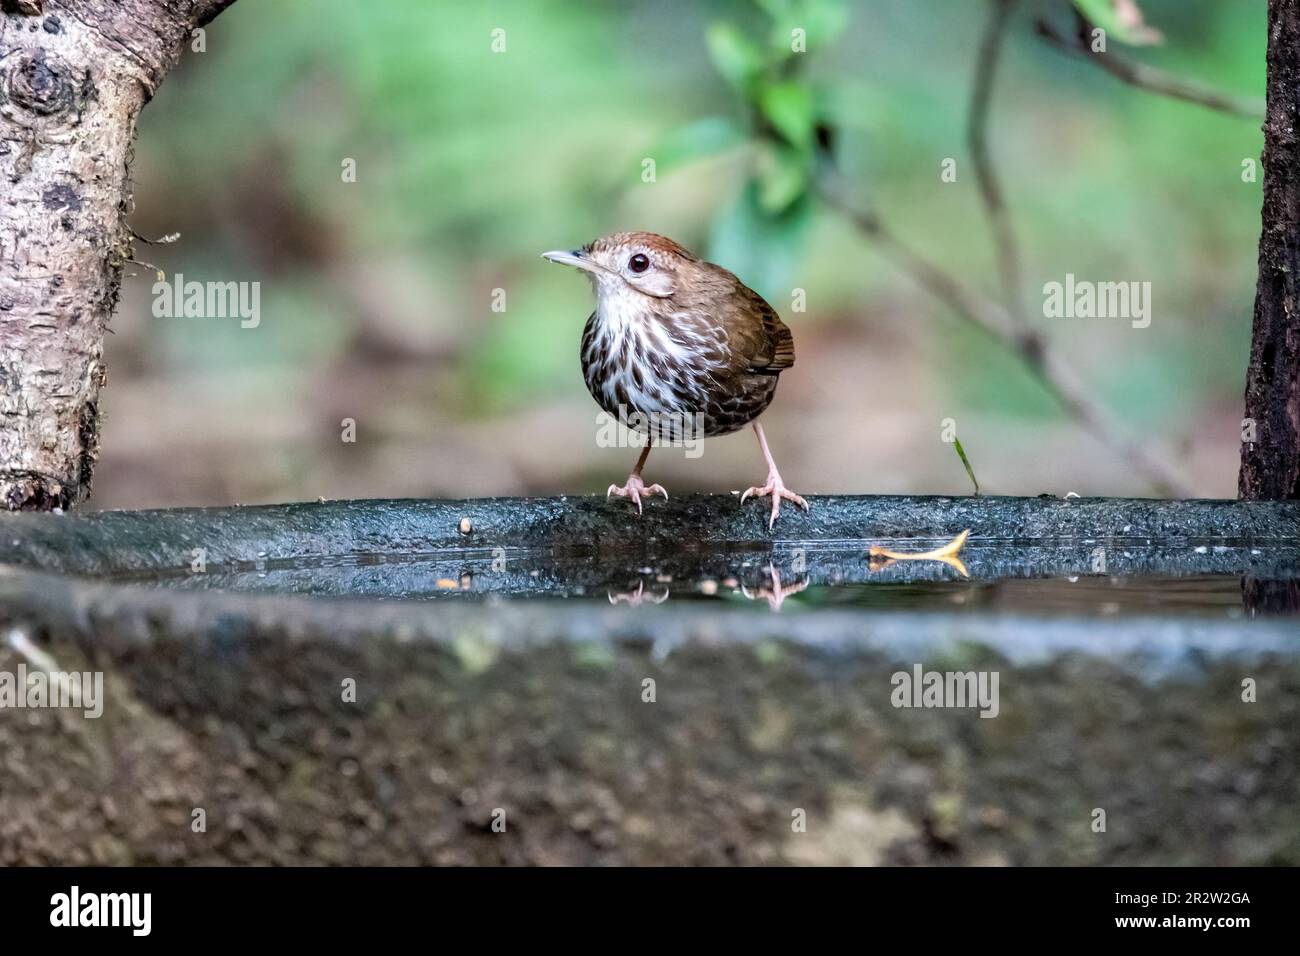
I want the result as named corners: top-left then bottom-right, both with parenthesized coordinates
top-left (726, 281), bottom-right (795, 375)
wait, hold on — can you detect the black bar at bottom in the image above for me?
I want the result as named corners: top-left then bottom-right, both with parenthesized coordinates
top-left (0, 866), bottom-right (1283, 942)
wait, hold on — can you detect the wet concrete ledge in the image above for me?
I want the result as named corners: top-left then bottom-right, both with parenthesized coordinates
top-left (0, 494), bottom-right (1297, 578)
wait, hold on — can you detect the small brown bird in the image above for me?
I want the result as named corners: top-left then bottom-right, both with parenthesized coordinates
top-left (542, 231), bottom-right (809, 527)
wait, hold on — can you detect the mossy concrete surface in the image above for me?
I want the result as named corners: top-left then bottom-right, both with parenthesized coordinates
top-left (0, 558), bottom-right (1297, 866)
top-left (1, 496), bottom-right (1297, 864)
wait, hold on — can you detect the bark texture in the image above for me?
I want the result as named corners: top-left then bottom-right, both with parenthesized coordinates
top-left (1242, 0), bottom-right (1300, 499)
top-left (0, 0), bottom-right (234, 510)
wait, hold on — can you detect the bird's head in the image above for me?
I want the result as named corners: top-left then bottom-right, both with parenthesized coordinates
top-left (541, 231), bottom-right (700, 303)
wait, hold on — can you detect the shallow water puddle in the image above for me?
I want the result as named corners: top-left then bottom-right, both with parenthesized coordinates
top-left (102, 541), bottom-right (1300, 618)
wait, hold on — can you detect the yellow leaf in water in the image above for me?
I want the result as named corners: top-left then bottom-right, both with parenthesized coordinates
top-left (868, 529), bottom-right (971, 578)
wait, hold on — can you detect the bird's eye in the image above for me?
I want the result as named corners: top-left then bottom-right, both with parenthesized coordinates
top-left (628, 253), bottom-right (650, 274)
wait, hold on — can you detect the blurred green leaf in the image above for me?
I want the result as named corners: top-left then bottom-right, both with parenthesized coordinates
top-left (759, 81), bottom-right (815, 150)
top-left (706, 22), bottom-right (766, 94)
top-left (756, 142), bottom-right (809, 213)
top-left (766, 0), bottom-right (850, 54)
top-left (754, 0), bottom-right (794, 18)
top-left (710, 181), bottom-right (813, 301)
top-left (645, 117), bottom-right (748, 177)
top-left (1072, 0), bottom-right (1163, 46)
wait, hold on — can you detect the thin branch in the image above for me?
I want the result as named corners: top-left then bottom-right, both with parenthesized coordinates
top-left (968, 0), bottom-right (1029, 328)
top-left (1036, 16), bottom-right (1264, 120)
top-left (194, 0), bottom-right (239, 28)
top-left (816, 168), bottom-right (1195, 497)
top-left (130, 228), bottom-right (181, 245)
top-left (1, 0), bottom-right (44, 16)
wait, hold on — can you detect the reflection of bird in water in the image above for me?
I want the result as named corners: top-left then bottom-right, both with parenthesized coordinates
top-left (741, 563), bottom-right (808, 613)
top-left (607, 580), bottom-right (669, 606)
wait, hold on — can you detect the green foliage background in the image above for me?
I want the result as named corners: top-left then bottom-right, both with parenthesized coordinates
top-left (109, 0), bottom-right (1265, 504)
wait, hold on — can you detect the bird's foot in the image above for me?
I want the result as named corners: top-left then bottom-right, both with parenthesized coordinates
top-left (740, 471), bottom-right (809, 529)
top-left (606, 474), bottom-right (668, 515)
top-left (607, 580), bottom-right (670, 606)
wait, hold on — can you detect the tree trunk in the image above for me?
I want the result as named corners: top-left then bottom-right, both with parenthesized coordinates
top-left (0, 0), bottom-right (235, 511)
top-left (1241, 0), bottom-right (1300, 500)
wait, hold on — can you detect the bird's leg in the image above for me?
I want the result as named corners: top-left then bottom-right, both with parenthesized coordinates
top-left (607, 437), bottom-right (668, 514)
top-left (740, 422), bottom-right (809, 529)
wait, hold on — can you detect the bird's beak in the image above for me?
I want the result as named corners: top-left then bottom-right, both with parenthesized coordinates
top-left (541, 248), bottom-right (601, 274)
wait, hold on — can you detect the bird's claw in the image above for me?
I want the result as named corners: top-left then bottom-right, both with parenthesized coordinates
top-left (607, 580), bottom-right (670, 606)
top-left (741, 473), bottom-right (809, 529)
top-left (606, 474), bottom-right (668, 514)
